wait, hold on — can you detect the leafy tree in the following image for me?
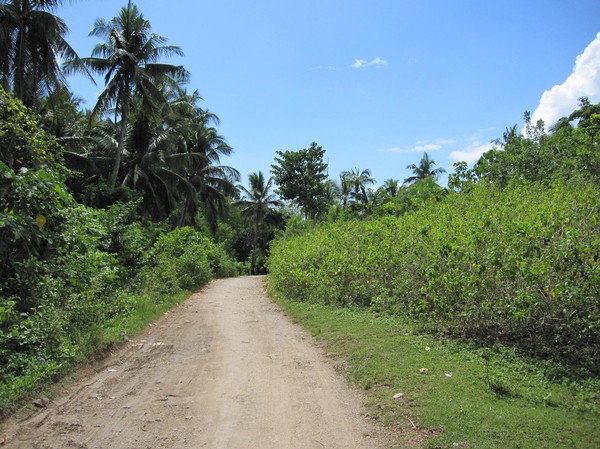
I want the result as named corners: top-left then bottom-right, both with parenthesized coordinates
top-left (404, 152), bottom-right (446, 184)
top-left (236, 171), bottom-right (282, 274)
top-left (66, 1), bottom-right (189, 186)
top-left (448, 161), bottom-right (478, 192)
top-left (373, 177), bottom-right (447, 217)
top-left (173, 95), bottom-right (239, 232)
top-left (271, 142), bottom-right (330, 220)
top-left (0, 0), bottom-right (83, 108)
top-left (474, 103), bottom-right (600, 186)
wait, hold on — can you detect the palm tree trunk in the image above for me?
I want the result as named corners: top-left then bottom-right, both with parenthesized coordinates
top-left (110, 101), bottom-right (129, 188)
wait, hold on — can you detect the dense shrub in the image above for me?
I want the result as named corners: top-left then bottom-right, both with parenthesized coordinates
top-left (269, 179), bottom-right (599, 373)
top-left (0, 207), bottom-right (237, 411)
top-left (138, 226), bottom-right (239, 297)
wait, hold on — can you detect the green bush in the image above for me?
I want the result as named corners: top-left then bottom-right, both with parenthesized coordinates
top-left (139, 227), bottom-right (218, 297)
top-left (269, 179), bottom-right (600, 374)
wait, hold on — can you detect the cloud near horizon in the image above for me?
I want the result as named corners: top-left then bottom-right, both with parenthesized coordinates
top-left (530, 32), bottom-right (600, 129)
top-left (448, 136), bottom-right (494, 164)
top-left (351, 56), bottom-right (389, 69)
top-left (378, 138), bottom-right (456, 153)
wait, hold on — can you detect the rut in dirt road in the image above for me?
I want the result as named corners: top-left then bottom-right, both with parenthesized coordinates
top-left (2, 276), bottom-right (385, 449)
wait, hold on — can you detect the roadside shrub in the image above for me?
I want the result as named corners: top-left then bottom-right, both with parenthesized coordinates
top-left (139, 227), bottom-right (215, 297)
top-left (269, 179), bottom-right (600, 373)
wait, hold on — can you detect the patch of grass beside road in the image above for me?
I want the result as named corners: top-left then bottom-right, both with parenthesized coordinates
top-left (271, 295), bottom-right (600, 449)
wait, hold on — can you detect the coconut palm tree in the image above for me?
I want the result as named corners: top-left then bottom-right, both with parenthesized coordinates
top-left (337, 173), bottom-right (353, 208)
top-left (167, 89), bottom-right (239, 231)
top-left (66, 1), bottom-right (189, 187)
top-left (236, 171), bottom-right (282, 274)
top-left (340, 167), bottom-right (375, 204)
top-left (0, 0), bottom-right (83, 108)
top-left (116, 87), bottom-right (238, 229)
top-left (381, 178), bottom-right (400, 196)
top-left (404, 152), bottom-right (446, 184)
top-left (38, 86), bottom-right (84, 138)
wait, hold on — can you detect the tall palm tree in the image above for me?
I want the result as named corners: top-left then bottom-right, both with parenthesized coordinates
top-left (340, 167), bottom-right (375, 204)
top-left (0, 0), bottom-right (83, 108)
top-left (166, 88), bottom-right (239, 231)
top-left (337, 173), bottom-right (352, 207)
top-left (381, 178), bottom-right (400, 196)
top-left (67, 1), bottom-right (189, 186)
top-left (404, 152), bottom-right (446, 184)
top-left (236, 171), bottom-right (282, 274)
top-left (38, 85), bottom-right (84, 138)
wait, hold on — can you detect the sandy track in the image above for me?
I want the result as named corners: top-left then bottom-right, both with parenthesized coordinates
top-left (2, 276), bottom-right (384, 448)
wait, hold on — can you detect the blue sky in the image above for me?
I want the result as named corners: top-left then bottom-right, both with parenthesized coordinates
top-left (57, 0), bottom-right (600, 188)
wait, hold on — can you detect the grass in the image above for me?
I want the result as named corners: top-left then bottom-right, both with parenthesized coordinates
top-left (103, 290), bottom-right (190, 343)
top-left (269, 291), bottom-right (600, 449)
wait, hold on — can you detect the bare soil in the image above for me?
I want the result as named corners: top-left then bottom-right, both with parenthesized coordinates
top-left (1, 276), bottom-right (386, 448)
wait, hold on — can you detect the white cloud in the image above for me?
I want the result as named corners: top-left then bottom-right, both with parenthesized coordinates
top-left (310, 65), bottom-right (336, 70)
top-left (371, 56), bottom-right (389, 68)
top-left (378, 138), bottom-right (456, 153)
top-left (530, 33), bottom-right (600, 129)
top-left (448, 137), bottom-right (494, 164)
top-left (414, 143), bottom-right (443, 152)
top-left (351, 56), bottom-right (389, 69)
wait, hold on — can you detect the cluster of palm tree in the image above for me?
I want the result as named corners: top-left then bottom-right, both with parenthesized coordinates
top-left (334, 153), bottom-right (447, 211)
top-left (338, 167), bottom-right (375, 207)
top-left (1, 1), bottom-right (239, 231)
top-left (0, 0), bottom-right (81, 108)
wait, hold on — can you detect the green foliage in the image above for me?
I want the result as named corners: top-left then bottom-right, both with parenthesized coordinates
top-left (453, 102), bottom-right (600, 189)
top-left (0, 164), bottom-right (71, 296)
top-left (271, 142), bottom-right (331, 219)
top-left (138, 226), bottom-right (238, 296)
top-left (0, 89), bottom-right (73, 311)
top-left (269, 179), bottom-right (600, 374)
top-left (373, 177), bottom-right (448, 217)
top-left (0, 87), bottom-right (64, 170)
top-left (339, 167), bottom-right (375, 208)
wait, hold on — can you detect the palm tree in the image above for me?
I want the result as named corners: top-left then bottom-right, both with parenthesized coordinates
top-left (340, 167), bottom-right (375, 204)
top-left (38, 86), bottom-right (84, 138)
top-left (167, 88), bottom-right (239, 231)
top-left (381, 178), bottom-right (400, 196)
top-left (336, 173), bottom-right (352, 207)
top-left (404, 152), bottom-right (446, 184)
top-left (0, 0), bottom-right (83, 107)
top-left (236, 171), bottom-right (282, 274)
top-left (67, 1), bottom-right (189, 186)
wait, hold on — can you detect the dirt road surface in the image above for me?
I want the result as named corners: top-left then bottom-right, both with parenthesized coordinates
top-left (2, 276), bottom-right (386, 449)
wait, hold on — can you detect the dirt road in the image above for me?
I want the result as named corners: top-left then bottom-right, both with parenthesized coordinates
top-left (2, 276), bottom-right (384, 448)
